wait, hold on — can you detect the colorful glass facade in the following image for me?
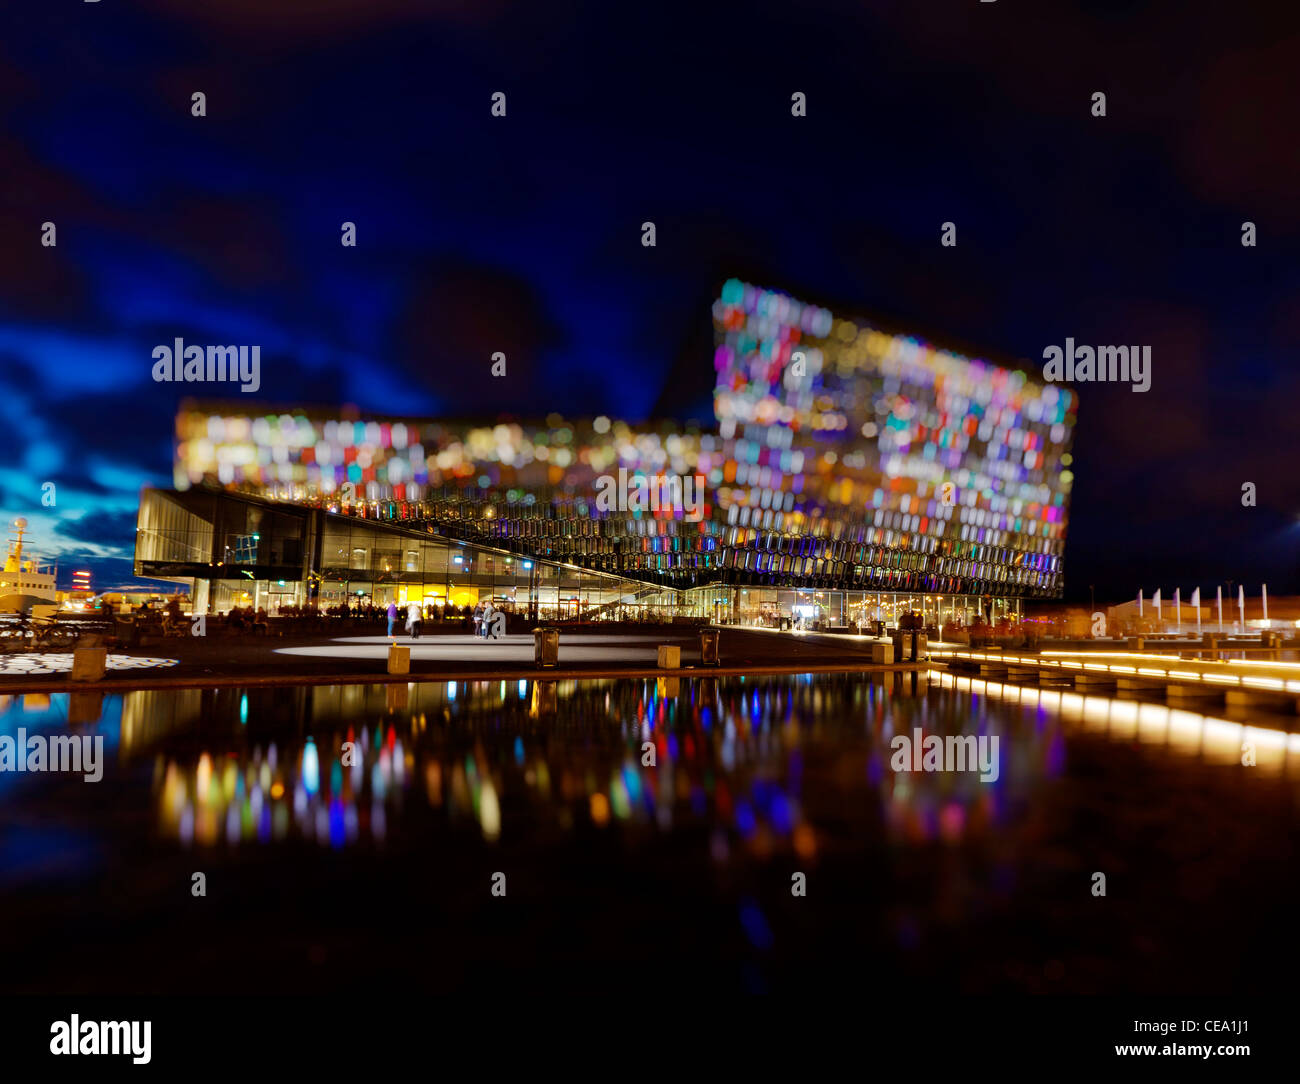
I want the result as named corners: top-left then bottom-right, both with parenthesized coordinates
top-left (160, 279), bottom-right (1075, 604)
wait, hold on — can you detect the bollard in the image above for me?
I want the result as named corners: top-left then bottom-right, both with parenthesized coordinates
top-left (114, 615), bottom-right (140, 649)
top-left (387, 643), bottom-right (410, 674)
top-left (871, 639), bottom-right (894, 665)
top-left (657, 644), bottom-right (681, 669)
top-left (534, 627), bottom-right (559, 669)
top-left (1128, 636), bottom-right (1144, 652)
top-left (71, 646), bottom-right (107, 683)
top-left (892, 629), bottom-right (921, 662)
top-left (699, 628), bottom-right (720, 667)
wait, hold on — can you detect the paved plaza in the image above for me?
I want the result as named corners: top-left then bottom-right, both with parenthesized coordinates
top-left (0, 627), bottom-right (918, 692)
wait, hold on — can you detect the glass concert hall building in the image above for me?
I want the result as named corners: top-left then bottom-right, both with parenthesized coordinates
top-left (134, 280), bottom-right (1077, 628)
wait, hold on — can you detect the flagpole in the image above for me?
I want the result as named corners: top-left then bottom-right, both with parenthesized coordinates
top-left (1175, 588), bottom-right (1181, 634)
top-left (1217, 585), bottom-right (1222, 633)
top-left (1193, 588), bottom-right (1201, 636)
top-left (1238, 585), bottom-right (1245, 633)
top-left (1262, 583), bottom-right (1269, 627)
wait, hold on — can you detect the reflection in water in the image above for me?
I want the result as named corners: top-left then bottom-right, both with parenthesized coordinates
top-left (0, 692), bottom-right (123, 797)
top-left (6, 673), bottom-right (1298, 858)
top-left (930, 671), bottom-right (1300, 770)
top-left (127, 673), bottom-right (1066, 852)
top-left (6, 673), bottom-right (1298, 995)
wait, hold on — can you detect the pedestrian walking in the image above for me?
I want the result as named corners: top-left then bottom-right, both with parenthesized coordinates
top-left (386, 600), bottom-right (398, 637)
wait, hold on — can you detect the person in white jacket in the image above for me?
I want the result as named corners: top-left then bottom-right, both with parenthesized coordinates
top-left (405, 601), bottom-right (422, 638)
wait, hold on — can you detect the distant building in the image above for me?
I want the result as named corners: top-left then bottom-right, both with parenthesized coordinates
top-left (136, 281), bottom-right (1077, 624)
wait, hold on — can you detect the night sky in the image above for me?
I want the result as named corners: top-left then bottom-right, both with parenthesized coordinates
top-left (2, 0), bottom-right (1297, 602)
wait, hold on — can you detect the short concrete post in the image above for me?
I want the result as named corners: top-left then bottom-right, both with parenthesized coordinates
top-left (534, 627), bottom-right (559, 668)
top-left (891, 630), bottom-right (908, 662)
top-left (387, 643), bottom-right (410, 674)
top-left (657, 644), bottom-right (681, 669)
top-left (71, 646), bottom-right (107, 683)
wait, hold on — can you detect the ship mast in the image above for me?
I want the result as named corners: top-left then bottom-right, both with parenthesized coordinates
top-left (7, 518), bottom-right (31, 591)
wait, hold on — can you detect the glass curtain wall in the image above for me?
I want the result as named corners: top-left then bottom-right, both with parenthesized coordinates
top-left (313, 517), bottom-right (672, 621)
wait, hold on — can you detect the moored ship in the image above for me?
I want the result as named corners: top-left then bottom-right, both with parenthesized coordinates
top-left (0, 518), bottom-right (59, 612)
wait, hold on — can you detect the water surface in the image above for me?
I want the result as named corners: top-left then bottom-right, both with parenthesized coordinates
top-left (2, 673), bottom-right (1297, 994)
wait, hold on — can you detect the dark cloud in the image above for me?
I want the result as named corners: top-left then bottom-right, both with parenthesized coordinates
top-left (138, 0), bottom-right (509, 41)
top-left (0, 352), bottom-right (44, 396)
top-left (1179, 36), bottom-right (1300, 223)
top-left (387, 260), bottom-right (566, 415)
top-left (143, 194), bottom-right (301, 295)
top-left (54, 509), bottom-right (140, 548)
top-left (0, 140), bottom-right (98, 322)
